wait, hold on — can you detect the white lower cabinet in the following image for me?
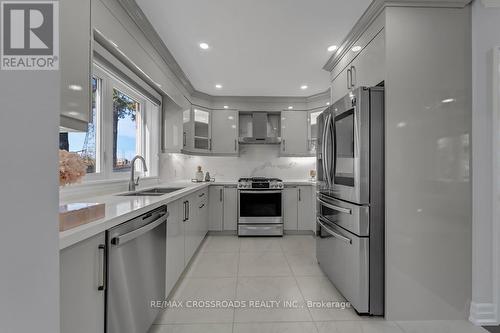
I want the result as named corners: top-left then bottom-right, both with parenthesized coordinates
top-left (223, 186), bottom-right (238, 231)
top-left (284, 186), bottom-right (299, 230)
top-left (284, 185), bottom-right (315, 232)
top-left (209, 185), bottom-right (224, 231)
top-left (60, 232), bottom-right (105, 333)
top-left (166, 199), bottom-right (185, 297)
top-left (298, 186), bottom-right (315, 232)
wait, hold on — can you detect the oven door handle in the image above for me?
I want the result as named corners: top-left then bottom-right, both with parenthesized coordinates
top-left (238, 190), bottom-right (283, 194)
top-left (317, 198), bottom-right (352, 215)
top-left (317, 217), bottom-right (352, 244)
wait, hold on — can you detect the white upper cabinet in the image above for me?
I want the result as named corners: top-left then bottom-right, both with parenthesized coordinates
top-left (308, 110), bottom-right (324, 155)
top-left (211, 110), bottom-right (239, 155)
top-left (193, 108), bottom-right (211, 151)
top-left (182, 108), bottom-right (194, 151)
top-left (60, 0), bottom-right (92, 131)
top-left (350, 30), bottom-right (386, 89)
top-left (281, 111), bottom-right (309, 156)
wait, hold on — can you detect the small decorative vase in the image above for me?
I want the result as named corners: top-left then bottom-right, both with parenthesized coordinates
top-left (195, 166), bottom-right (204, 182)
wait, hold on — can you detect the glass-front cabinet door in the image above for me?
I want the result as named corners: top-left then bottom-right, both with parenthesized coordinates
top-left (193, 108), bottom-right (211, 151)
top-left (308, 110), bottom-right (323, 154)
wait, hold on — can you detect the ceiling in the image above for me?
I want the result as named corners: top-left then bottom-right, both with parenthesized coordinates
top-left (135, 0), bottom-right (372, 97)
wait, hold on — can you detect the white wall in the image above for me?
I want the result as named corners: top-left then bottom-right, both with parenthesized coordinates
top-left (470, 0), bottom-right (500, 325)
top-left (0, 43), bottom-right (60, 333)
top-left (160, 145), bottom-right (316, 181)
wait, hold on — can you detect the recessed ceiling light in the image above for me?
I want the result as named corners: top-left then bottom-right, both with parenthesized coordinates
top-left (442, 98), bottom-right (455, 103)
top-left (223, 105), bottom-right (229, 109)
top-left (215, 84), bottom-right (222, 89)
top-left (199, 42), bottom-right (209, 50)
top-left (68, 84), bottom-right (82, 91)
top-left (352, 45), bottom-right (362, 52)
top-left (288, 106), bottom-right (293, 110)
top-left (300, 85), bottom-right (308, 90)
top-left (327, 45), bottom-right (338, 52)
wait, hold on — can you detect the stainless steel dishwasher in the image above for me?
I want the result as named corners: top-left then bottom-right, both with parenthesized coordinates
top-left (106, 205), bottom-right (168, 333)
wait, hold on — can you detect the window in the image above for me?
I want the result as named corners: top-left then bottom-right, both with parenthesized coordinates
top-left (60, 63), bottom-right (160, 182)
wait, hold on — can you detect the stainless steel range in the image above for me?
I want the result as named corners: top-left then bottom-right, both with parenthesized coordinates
top-left (237, 177), bottom-right (284, 236)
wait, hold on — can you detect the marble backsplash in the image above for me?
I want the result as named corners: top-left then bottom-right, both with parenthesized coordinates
top-left (160, 145), bottom-right (316, 181)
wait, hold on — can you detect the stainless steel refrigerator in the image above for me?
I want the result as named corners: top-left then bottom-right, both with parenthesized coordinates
top-left (316, 86), bottom-right (385, 316)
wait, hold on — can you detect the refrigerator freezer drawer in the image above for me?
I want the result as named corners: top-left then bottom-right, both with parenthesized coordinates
top-left (316, 219), bottom-right (369, 313)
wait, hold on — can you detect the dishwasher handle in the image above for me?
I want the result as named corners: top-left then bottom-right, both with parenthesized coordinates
top-left (111, 211), bottom-right (168, 246)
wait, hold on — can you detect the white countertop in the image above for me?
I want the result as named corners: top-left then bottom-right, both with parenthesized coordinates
top-left (59, 179), bottom-right (316, 250)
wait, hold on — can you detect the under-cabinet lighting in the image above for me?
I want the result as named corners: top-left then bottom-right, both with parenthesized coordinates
top-left (352, 45), bottom-right (362, 52)
top-left (223, 105), bottom-right (229, 109)
top-left (215, 84), bottom-right (222, 89)
top-left (441, 98), bottom-right (455, 104)
top-left (199, 42), bottom-right (209, 50)
top-left (288, 106), bottom-right (293, 110)
top-left (300, 85), bottom-right (308, 90)
top-left (326, 102), bottom-right (330, 106)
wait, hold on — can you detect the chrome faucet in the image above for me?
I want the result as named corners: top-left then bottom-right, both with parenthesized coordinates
top-left (128, 155), bottom-right (148, 192)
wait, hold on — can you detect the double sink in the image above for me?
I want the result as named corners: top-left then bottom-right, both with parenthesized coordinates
top-left (118, 187), bottom-right (185, 197)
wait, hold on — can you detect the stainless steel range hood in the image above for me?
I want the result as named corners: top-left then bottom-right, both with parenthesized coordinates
top-left (239, 112), bottom-right (281, 144)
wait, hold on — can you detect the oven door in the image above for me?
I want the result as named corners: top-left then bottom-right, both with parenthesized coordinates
top-left (331, 87), bottom-right (370, 204)
top-left (238, 190), bottom-right (283, 224)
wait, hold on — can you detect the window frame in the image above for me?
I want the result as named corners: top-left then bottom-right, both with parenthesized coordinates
top-left (75, 63), bottom-right (160, 183)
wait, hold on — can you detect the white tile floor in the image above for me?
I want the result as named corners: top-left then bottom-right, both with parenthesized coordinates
top-left (150, 235), bottom-right (487, 333)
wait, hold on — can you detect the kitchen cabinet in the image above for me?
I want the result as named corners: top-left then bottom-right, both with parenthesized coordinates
top-left (330, 29), bottom-right (385, 104)
top-left (211, 110), bottom-right (239, 155)
top-left (281, 111), bottom-right (309, 156)
top-left (60, 232), bottom-right (105, 333)
top-left (298, 186), bottom-right (315, 231)
top-left (60, 0), bottom-right (92, 131)
top-left (162, 100), bottom-right (184, 153)
top-left (307, 110), bottom-right (324, 154)
top-left (183, 109), bottom-right (194, 151)
top-left (183, 189), bottom-right (209, 265)
top-left (223, 185), bottom-right (238, 231)
top-left (166, 199), bottom-right (185, 297)
top-left (193, 107), bottom-right (211, 151)
top-left (283, 186), bottom-right (299, 230)
top-left (209, 185), bottom-right (224, 231)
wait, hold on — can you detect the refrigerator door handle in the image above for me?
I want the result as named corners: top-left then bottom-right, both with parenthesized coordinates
top-left (317, 217), bottom-right (352, 244)
top-left (322, 113), bottom-right (332, 187)
top-left (318, 198), bottom-right (352, 215)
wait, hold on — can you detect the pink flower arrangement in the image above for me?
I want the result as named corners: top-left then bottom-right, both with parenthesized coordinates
top-left (59, 150), bottom-right (87, 186)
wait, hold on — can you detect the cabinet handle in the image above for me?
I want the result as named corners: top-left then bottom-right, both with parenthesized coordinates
top-left (220, 188), bottom-right (223, 202)
top-left (183, 201), bottom-right (187, 221)
top-left (183, 132), bottom-right (186, 147)
top-left (282, 139), bottom-right (286, 152)
top-left (350, 66), bottom-right (356, 88)
top-left (298, 188), bottom-right (301, 201)
top-left (209, 138), bottom-right (212, 151)
top-left (98, 244), bottom-right (106, 291)
top-left (234, 139), bottom-right (237, 151)
top-left (199, 203), bottom-right (205, 209)
top-left (187, 201), bottom-right (190, 220)
top-left (347, 68), bottom-right (352, 89)
top-left (199, 192), bottom-right (205, 198)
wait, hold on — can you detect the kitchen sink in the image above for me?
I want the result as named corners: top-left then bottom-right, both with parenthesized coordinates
top-left (117, 187), bottom-right (185, 197)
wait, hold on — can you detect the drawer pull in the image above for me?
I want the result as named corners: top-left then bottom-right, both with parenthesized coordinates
top-left (318, 198), bottom-right (352, 214)
top-left (317, 217), bottom-right (352, 244)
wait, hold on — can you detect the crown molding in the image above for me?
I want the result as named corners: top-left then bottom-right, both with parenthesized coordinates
top-left (323, 0), bottom-right (473, 72)
top-left (117, 0), bottom-right (196, 95)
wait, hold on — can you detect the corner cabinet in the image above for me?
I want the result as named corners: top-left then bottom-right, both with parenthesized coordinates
top-left (60, 0), bottom-right (92, 131)
top-left (281, 111), bottom-right (309, 156)
top-left (307, 110), bottom-right (324, 155)
top-left (60, 233), bottom-right (105, 333)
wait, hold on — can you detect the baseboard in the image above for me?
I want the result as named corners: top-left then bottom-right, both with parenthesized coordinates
top-left (207, 230), bottom-right (237, 236)
top-left (284, 230), bottom-right (315, 235)
top-left (470, 302), bottom-right (499, 326)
